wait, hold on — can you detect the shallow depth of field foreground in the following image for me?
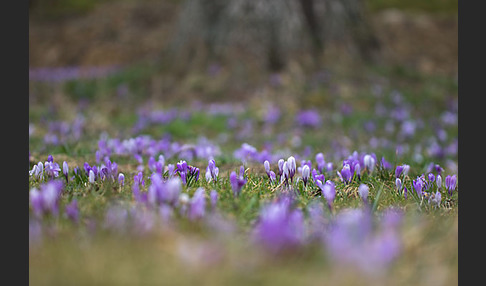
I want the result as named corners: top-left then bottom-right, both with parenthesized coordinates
top-left (29, 1), bottom-right (457, 285)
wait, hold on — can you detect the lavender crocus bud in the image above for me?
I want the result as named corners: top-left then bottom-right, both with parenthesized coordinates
top-left (436, 175), bottom-right (442, 190)
top-left (402, 164), bottom-right (410, 177)
top-left (287, 156), bottom-right (296, 180)
top-left (413, 177), bottom-right (424, 197)
top-left (355, 163), bottom-right (361, 180)
top-left (264, 160), bottom-right (271, 176)
top-left (278, 159), bottom-right (285, 177)
top-left (118, 173), bottom-right (125, 186)
top-left (395, 165), bottom-right (404, 178)
top-left (445, 175), bottom-right (457, 196)
top-left (269, 171), bottom-right (276, 183)
top-left (358, 184), bottom-right (369, 202)
top-left (89, 170), bottom-right (95, 184)
top-left (188, 188), bottom-right (206, 221)
top-left (37, 162), bottom-right (44, 179)
top-left (205, 168), bottom-right (212, 182)
top-left (65, 199), bottom-right (79, 224)
top-left (340, 164), bottom-right (352, 184)
top-left (322, 181), bottom-right (336, 211)
top-left (62, 161), bottom-right (69, 179)
top-left (282, 161), bottom-right (289, 184)
top-left (396, 178), bottom-right (402, 192)
top-left (316, 153), bottom-right (325, 173)
top-left (302, 165), bottom-right (310, 187)
top-left (363, 154), bottom-right (375, 173)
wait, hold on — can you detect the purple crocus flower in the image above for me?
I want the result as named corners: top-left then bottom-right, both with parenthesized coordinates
top-left (278, 159), bottom-right (285, 179)
top-left (30, 181), bottom-right (63, 218)
top-left (118, 173), bottom-right (125, 186)
top-left (413, 177), bottom-right (424, 197)
top-left (188, 188), bottom-right (206, 221)
top-left (381, 157), bottom-right (392, 170)
top-left (296, 109), bottom-right (322, 128)
top-left (363, 154), bottom-right (375, 173)
top-left (436, 175), bottom-right (442, 190)
top-left (445, 175), bottom-right (457, 196)
top-left (44, 161), bottom-right (61, 179)
top-left (315, 153), bottom-right (326, 174)
top-left (324, 208), bottom-right (402, 275)
top-left (339, 164), bottom-right (352, 184)
top-left (312, 169), bottom-right (325, 186)
top-left (317, 180), bottom-right (336, 211)
top-left (358, 184), bottom-right (369, 203)
top-left (429, 191), bottom-right (442, 206)
top-left (287, 156), bottom-right (296, 182)
top-left (230, 168), bottom-right (247, 197)
top-left (206, 159), bottom-right (219, 183)
top-left (301, 165), bottom-right (310, 187)
top-left (252, 198), bottom-right (305, 254)
top-left (264, 160), bottom-right (271, 177)
top-left (65, 199), bottom-right (79, 223)
top-left (395, 165), bottom-right (404, 178)
top-left (176, 160), bottom-right (188, 184)
top-left (62, 161), bottom-right (69, 182)
top-left (395, 178), bottom-right (402, 194)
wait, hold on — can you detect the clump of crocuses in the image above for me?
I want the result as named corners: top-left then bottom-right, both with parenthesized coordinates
top-left (30, 180), bottom-right (64, 218)
top-left (176, 160), bottom-right (200, 185)
top-left (252, 196), bottom-right (305, 254)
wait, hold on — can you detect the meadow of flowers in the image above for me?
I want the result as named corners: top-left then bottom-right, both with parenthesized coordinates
top-left (29, 65), bottom-right (458, 285)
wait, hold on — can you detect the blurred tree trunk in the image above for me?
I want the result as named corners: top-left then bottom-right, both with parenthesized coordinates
top-left (170, 0), bottom-right (380, 72)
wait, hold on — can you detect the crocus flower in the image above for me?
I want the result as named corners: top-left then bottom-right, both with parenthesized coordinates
top-left (413, 177), bottom-right (424, 197)
top-left (206, 159), bottom-right (219, 183)
top-left (44, 161), bottom-right (61, 179)
top-left (230, 168), bottom-right (247, 197)
top-left (269, 171), bottom-right (276, 183)
top-left (363, 154), bottom-right (375, 173)
top-left (287, 156), bottom-right (296, 182)
top-left (445, 175), bottom-right (457, 196)
top-left (188, 188), bottom-right (206, 221)
top-left (252, 199), bottom-right (305, 254)
top-left (381, 157), bottom-right (392, 170)
top-left (302, 165), bottom-right (310, 187)
top-left (264, 160), bottom-right (271, 177)
top-left (30, 180), bottom-right (63, 217)
top-left (395, 178), bottom-right (402, 193)
top-left (62, 161), bottom-right (69, 182)
top-left (436, 175), bottom-right (442, 190)
top-left (339, 164), bottom-right (352, 184)
top-left (118, 173), bottom-right (125, 186)
top-left (318, 180), bottom-right (336, 211)
top-left (395, 165), bottom-right (404, 178)
top-left (65, 199), bottom-right (79, 223)
top-left (358, 184), bottom-right (369, 203)
top-left (429, 191), bottom-right (442, 206)
top-left (312, 169), bottom-right (325, 186)
top-left (88, 170), bottom-right (96, 184)
top-left (315, 153), bottom-right (326, 174)
top-left (278, 159), bottom-right (285, 178)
